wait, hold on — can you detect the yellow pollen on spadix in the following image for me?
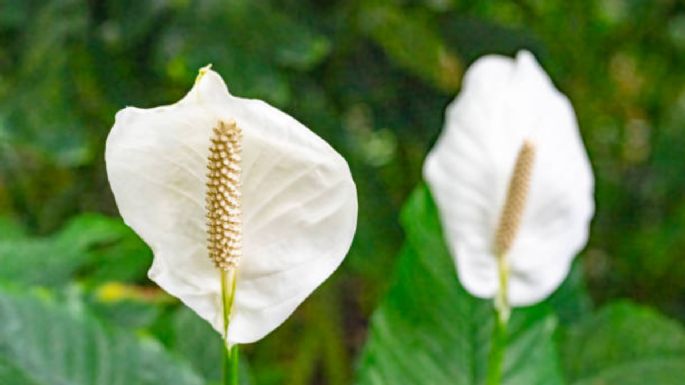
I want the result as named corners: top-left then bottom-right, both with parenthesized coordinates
top-left (494, 140), bottom-right (536, 257)
top-left (205, 119), bottom-right (242, 271)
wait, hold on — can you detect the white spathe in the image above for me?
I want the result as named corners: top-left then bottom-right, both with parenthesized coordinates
top-left (105, 68), bottom-right (358, 344)
top-left (423, 51), bottom-right (594, 306)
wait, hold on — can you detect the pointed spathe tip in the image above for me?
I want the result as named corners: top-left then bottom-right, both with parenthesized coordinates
top-left (195, 63), bottom-right (214, 85)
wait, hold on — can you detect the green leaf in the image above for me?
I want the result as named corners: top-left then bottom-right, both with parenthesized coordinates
top-left (0, 217), bottom-right (25, 240)
top-left (88, 298), bottom-right (161, 330)
top-left (0, 213), bottom-right (149, 287)
top-left (76, 216), bottom-right (151, 284)
top-left (355, 185), bottom-right (564, 385)
top-left (0, 289), bottom-right (203, 385)
top-left (172, 307), bottom-right (224, 382)
top-left (562, 301), bottom-right (685, 385)
top-left (546, 260), bottom-right (593, 326)
top-left (0, 235), bottom-right (89, 287)
top-left (168, 307), bottom-right (253, 385)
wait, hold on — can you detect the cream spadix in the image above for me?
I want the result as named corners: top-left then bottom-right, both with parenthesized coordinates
top-left (423, 51), bottom-right (594, 306)
top-left (105, 67), bottom-right (358, 345)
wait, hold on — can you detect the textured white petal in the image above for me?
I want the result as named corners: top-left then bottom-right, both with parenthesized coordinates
top-left (106, 69), bottom-right (357, 344)
top-left (424, 51), bottom-right (594, 306)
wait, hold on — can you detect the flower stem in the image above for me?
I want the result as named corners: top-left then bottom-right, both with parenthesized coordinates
top-left (222, 344), bottom-right (239, 385)
top-left (221, 269), bottom-right (239, 385)
top-left (485, 310), bottom-right (508, 385)
top-left (486, 253), bottom-right (510, 385)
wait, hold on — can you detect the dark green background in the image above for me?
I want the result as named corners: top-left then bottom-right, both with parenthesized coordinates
top-left (1, 1), bottom-right (685, 384)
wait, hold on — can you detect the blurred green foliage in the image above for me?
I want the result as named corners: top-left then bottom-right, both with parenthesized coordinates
top-left (0, 290), bottom-right (205, 385)
top-left (2, 0), bottom-right (685, 384)
top-left (357, 186), bottom-right (566, 385)
top-left (356, 185), bottom-right (685, 384)
top-left (561, 301), bottom-right (685, 384)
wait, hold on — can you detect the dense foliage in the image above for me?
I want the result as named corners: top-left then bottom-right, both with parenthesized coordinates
top-left (2, 1), bottom-right (685, 384)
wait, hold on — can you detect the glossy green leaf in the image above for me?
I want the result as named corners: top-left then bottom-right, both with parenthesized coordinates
top-left (355, 185), bottom-right (564, 385)
top-left (0, 289), bottom-right (203, 385)
top-left (562, 301), bottom-right (685, 385)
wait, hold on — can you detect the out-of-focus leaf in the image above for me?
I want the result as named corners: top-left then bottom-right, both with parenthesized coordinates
top-left (355, 185), bottom-right (564, 385)
top-left (0, 289), bottom-right (203, 385)
top-left (438, 16), bottom-right (542, 64)
top-left (0, 236), bottom-right (89, 287)
top-left (562, 301), bottom-right (685, 385)
top-left (0, 0), bottom-right (35, 30)
top-left (158, 27), bottom-right (290, 107)
top-left (0, 213), bottom-right (149, 286)
top-left (101, 1), bottom-right (172, 49)
top-left (171, 307), bottom-right (223, 381)
top-left (546, 260), bottom-right (593, 326)
top-left (156, 0), bottom-right (331, 107)
top-left (56, 213), bottom-right (132, 251)
top-left (1, 0), bottom-right (92, 167)
top-left (169, 307), bottom-right (253, 385)
top-left (0, 357), bottom-right (38, 385)
top-left (359, 4), bottom-right (462, 92)
top-left (224, 0), bottom-right (331, 71)
top-left (81, 222), bottom-right (151, 284)
top-left (88, 298), bottom-right (161, 330)
top-left (0, 217), bottom-right (25, 240)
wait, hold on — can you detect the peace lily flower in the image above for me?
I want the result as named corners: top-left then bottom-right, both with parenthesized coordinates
top-left (423, 51), bottom-right (594, 316)
top-left (105, 66), bottom-right (358, 347)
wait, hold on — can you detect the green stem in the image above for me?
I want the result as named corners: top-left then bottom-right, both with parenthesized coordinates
top-left (222, 344), bottom-right (239, 385)
top-left (221, 269), bottom-right (239, 385)
top-left (486, 253), bottom-right (510, 385)
top-left (485, 312), bottom-right (508, 385)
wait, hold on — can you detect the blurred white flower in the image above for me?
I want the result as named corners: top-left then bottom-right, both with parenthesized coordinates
top-left (106, 67), bottom-right (357, 345)
top-left (423, 51), bottom-right (594, 307)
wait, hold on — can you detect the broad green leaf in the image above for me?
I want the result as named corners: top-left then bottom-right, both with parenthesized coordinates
top-left (0, 213), bottom-right (149, 287)
top-left (562, 301), bottom-right (685, 385)
top-left (79, 218), bottom-right (151, 284)
top-left (0, 289), bottom-right (203, 385)
top-left (88, 298), bottom-right (161, 330)
top-left (0, 357), bottom-right (40, 385)
top-left (355, 185), bottom-right (564, 385)
top-left (0, 234), bottom-right (90, 286)
top-left (172, 307), bottom-right (224, 382)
